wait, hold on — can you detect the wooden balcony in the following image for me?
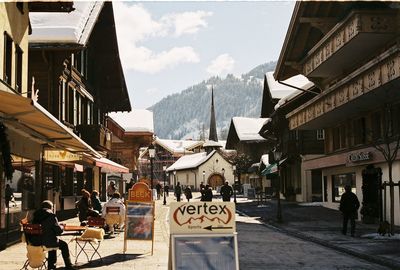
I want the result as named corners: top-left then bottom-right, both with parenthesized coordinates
top-left (76, 124), bottom-right (112, 152)
top-left (302, 10), bottom-right (397, 85)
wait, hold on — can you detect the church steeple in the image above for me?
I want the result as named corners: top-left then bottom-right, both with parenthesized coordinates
top-left (209, 86), bottom-right (218, 142)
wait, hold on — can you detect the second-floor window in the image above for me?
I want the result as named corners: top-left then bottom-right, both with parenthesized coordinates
top-left (353, 117), bottom-right (366, 145)
top-left (370, 111), bottom-right (382, 141)
top-left (332, 124), bottom-right (346, 151)
top-left (4, 33), bottom-right (12, 85)
top-left (316, 129), bottom-right (325, 140)
top-left (15, 45), bottom-right (23, 93)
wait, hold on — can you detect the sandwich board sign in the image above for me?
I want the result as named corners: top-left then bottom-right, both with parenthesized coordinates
top-left (170, 202), bottom-right (235, 234)
top-left (124, 182), bottom-right (154, 255)
top-left (169, 202), bottom-right (238, 270)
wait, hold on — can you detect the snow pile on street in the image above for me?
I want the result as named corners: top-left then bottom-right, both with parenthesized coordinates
top-left (299, 202), bottom-right (325, 207)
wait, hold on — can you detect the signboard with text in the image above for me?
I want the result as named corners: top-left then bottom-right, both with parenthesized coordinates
top-left (128, 182), bottom-right (152, 202)
top-left (169, 202), bottom-right (235, 234)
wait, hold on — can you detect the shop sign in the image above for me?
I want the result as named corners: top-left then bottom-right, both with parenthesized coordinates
top-left (348, 151), bottom-right (372, 162)
top-left (170, 202), bottom-right (235, 234)
top-left (44, 150), bottom-right (81, 162)
top-left (128, 182), bottom-right (152, 202)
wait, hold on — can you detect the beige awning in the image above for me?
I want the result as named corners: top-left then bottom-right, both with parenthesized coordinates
top-left (0, 90), bottom-right (100, 158)
top-left (94, 157), bottom-right (129, 173)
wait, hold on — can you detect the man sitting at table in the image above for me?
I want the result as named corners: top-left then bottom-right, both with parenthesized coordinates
top-left (102, 192), bottom-right (126, 233)
top-left (31, 200), bottom-right (76, 270)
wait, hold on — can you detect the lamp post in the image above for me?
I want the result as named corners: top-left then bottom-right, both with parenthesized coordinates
top-left (274, 148), bottom-right (283, 223)
top-left (173, 170), bottom-right (177, 188)
top-left (148, 144), bottom-right (155, 190)
top-left (163, 165), bottom-right (167, 205)
top-left (232, 165), bottom-right (237, 204)
top-left (202, 171), bottom-right (205, 185)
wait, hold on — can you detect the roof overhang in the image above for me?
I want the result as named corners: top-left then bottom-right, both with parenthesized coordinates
top-left (28, 2), bottom-right (75, 13)
top-left (94, 157), bottom-right (129, 173)
top-left (0, 89), bottom-right (100, 157)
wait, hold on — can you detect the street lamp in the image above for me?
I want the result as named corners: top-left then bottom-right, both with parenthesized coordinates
top-left (173, 170), bottom-right (177, 188)
top-left (273, 148), bottom-right (283, 223)
top-left (202, 171), bottom-right (205, 184)
top-left (163, 165), bottom-right (167, 205)
top-left (148, 144), bottom-right (155, 190)
top-left (232, 165), bottom-right (237, 203)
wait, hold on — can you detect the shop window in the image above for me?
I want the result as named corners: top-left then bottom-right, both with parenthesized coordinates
top-left (15, 45), bottom-right (23, 93)
top-left (11, 155), bottom-right (35, 211)
top-left (62, 168), bottom-right (74, 196)
top-left (331, 173), bottom-right (356, 202)
top-left (4, 33), bottom-right (12, 85)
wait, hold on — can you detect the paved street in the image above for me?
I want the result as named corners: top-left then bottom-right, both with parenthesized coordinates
top-left (0, 193), bottom-right (398, 269)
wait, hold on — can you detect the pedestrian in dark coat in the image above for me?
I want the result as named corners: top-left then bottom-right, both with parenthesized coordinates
top-left (339, 185), bottom-right (360, 236)
top-left (203, 185), bottom-right (213, 201)
top-left (200, 182), bottom-right (206, 201)
top-left (156, 183), bottom-right (162, 200)
top-left (175, 182), bottom-right (182, 202)
top-left (31, 200), bottom-right (75, 270)
top-left (184, 186), bottom-right (193, 202)
top-left (220, 181), bottom-right (233, 202)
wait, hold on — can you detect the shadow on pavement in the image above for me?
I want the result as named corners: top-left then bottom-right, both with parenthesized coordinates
top-left (74, 253), bottom-right (141, 268)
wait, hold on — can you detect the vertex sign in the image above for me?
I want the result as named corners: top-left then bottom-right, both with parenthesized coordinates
top-left (170, 202), bottom-right (236, 234)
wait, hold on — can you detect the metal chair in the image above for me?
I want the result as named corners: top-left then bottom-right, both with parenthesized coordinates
top-left (74, 227), bottom-right (105, 264)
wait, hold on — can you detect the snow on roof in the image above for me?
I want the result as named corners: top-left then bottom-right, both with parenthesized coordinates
top-left (109, 109), bottom-right (153, 133)
top-left (166, 150), bottom-right (215, 171)
top-left (29, 1), bottom-right (104, 45)
top-left (203, 140), bottom-right (222, 148)
top-left (232, 117), bottom-right (269, 141)
top-left (265, 72), bottom-right (313, 99)
top-left (156, 138), bottom-right (203, 154)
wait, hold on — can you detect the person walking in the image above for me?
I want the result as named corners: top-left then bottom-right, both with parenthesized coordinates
top-left (184, 186), bottom-right (193, 202)
top-left (203, 185), bottom-right (213, 202)
top-left (31, 200), bottom-right (76, 270)
top-left (107, 181), bottom-right (116, 199)
top-left (156, 183), bottom-right (162, 200)
top-left (220, 181), bottom-right (233, 202)
top-left (164, 184), bottom-right (169, 197)
top-left (339, 185), bottom-right (360, 237)
top-left (175, 182), bottom-right (182, 202)
top-left (200, 182), bottom-right (206, 201)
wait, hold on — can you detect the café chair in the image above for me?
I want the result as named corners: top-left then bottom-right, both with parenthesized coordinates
top-left (21, 224), bottom-right (57, 270)
top-left (74, 227), bottom-right (105, 264)
top-left (87, 216), bottom-right (106, 228)
top-left (104, 206), bottom-right (123, 233)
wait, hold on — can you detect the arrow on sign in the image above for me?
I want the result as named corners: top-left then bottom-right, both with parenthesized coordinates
top-left (204, 225), bottom-right (233, 231)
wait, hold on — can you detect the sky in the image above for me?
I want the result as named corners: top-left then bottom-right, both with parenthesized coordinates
top-left (113, 1), bottom-right (295, 109)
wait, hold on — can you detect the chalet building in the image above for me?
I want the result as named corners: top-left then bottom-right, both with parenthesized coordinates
top-left (166, 149), bottom-right (234, 191)
top-left (260, 74), bottom-right (325, 202)
top-left (0, 2), bottom-right (96, 249)
top-left (107, 110), bottom-right (154, 198)
top-left (138, 138), bottom-right (204, 189)
top-left (225, 117), bottom-right (270, 189)
top-left (274, 1), bottom-right (400, 224)
top-left (26, 1), bottom-right (130, 217)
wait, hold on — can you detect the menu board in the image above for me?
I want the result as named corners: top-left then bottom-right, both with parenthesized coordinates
top-left (172, 234), bottom-right (239, 270)
top-left (125, 201), bottom-right (154, 240)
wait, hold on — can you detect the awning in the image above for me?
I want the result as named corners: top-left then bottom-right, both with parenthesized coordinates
top-left (0, 90), bottom-right (100, 158)
top-left (94, 157), bottom-right (129, 173)
top-left (261, 158), bottom-right (287, 176)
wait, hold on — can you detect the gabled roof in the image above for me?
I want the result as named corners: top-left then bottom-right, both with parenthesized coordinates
top-left (109, 109), bottom-right (154, 133)
top-left (156, 138), bottom-right (203, 155)
top-left (30, 1), bottom-right (103, 45)
top-left (166, 150), bottom-right (231, 172)
top-left (232, 117), bottom-right (268, 142)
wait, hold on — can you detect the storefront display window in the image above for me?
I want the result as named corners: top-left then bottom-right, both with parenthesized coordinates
top-left (332, 172), bottom-right (356, 202)
top-left (10, 155), bottom-right (36, 211)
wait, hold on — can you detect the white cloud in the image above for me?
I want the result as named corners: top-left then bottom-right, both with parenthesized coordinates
top-left (206, 54), bottom-right (235, 76)
top-left (113, 3), bottom-right (211, 74)
top-left (162, 11), bottom-right (213, 36)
